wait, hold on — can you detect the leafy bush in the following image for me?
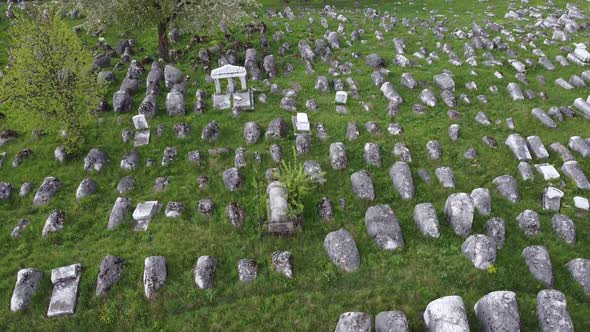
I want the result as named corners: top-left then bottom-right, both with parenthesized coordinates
top-left (278, 149), bottom-right (316, 218)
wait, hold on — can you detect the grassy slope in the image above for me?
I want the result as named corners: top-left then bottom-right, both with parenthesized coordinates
top-left (0, 0), bottom-right (589, 330)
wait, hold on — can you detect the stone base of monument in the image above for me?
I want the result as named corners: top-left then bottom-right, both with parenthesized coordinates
top-left (212, 90), bottom-right (254, 110)
top-left (212, 94), bottom-right (231, 110)
top-left (233, 91), bottom-right (254, 110)
top-left (266, 215), bottom-right (304, 235)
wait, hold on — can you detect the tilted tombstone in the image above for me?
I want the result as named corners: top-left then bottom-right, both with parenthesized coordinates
top-left (47, 264), bottom-right (81, 318)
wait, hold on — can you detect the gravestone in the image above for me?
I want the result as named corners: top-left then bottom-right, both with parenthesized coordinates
top-left (211, 65), bottom-right (253, 110)
top-left (266, 181), bottom-right (300, 234)
top-left (47, 264), bottom-right (81, 317)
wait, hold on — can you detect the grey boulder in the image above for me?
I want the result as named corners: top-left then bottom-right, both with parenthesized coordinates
top-left (351, 170), bottom-right (375, 201)
top-left (365, 205), bottom-right (404, 251)
top-left (324, 229), bottom-right (360, 272)
top-left (10, 268), bottom-right (43, 312)
top-left (194, 256), bottom-right (216, 289)
top-left (424, 295), bottom-right (469, 332)
top-left (389, 162), bottom-right (415, 200)
top-left (536, 290), bottom-right (573, 332)
top-left (523, 246), bottom-right (553, 287)
top-left (143, 256), bottom-right (167, 299)
top-left (375, 311), bottom-right (408, 332)
top-left (335, 312), bottom-right (371, 332)
top-left (474, 291), bottom-right (520, 332)
top-left (95, 255), bottom-right (125, 297)
top-left (444, 193), bottom-right (474, 237)
top-left (566, 258), bottom-right (590, 295)
top-left (461, 234), bottom-right (496, 270)
top-left (413, 203), bottom-right (440, 238)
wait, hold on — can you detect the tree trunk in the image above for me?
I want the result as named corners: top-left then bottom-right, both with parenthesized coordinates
top-left (158, 21), bottom-right (169, 61)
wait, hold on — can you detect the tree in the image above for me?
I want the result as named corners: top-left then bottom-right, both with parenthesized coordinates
top-left (80, 0), bottom-right (259, 61)
top-left (0, 10), bottom-right (102, 154)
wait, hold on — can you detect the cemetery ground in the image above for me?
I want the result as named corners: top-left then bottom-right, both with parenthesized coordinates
top-left (0, 0), bottom-right (589, 330)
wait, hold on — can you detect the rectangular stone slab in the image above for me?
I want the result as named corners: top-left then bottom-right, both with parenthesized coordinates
top-left (132, 201), bottom-right (159, 221)
top-left (134, 130), bottom-right (150, 147)
top-left (47, 264), bottom-right (81, 318)
top-left (132, 114), bottom-right (149, 130)
top-left (212, 94), bottom-right (231, 110)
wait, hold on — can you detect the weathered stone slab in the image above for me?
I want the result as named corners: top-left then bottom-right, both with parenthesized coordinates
top-left (505, 134), bottom-right (532, 161)
top-left (335, 312), bottom-right (371, 332)
top-left (11, 268), bottom-right (43, 312)
top-left (470, 188), bottom-right (491, 216)
top-left (493, 175), bottom-right (520, 203)
top-left (96, 255), bottom-right (125, 297)
top-left (238, 259), bottom-right (258, 283)
top-left (330, 142), bottom-right (348, 170)
top-left (543, 187), bottom-right (564, 211)
top-left (144, 256), bottom-right (166, 299)
top-left (32, 177), bottom-right (61, 207)
top-left (551, 214), bottom-right (576, 245)
top-left (566, 258), bottom-right (590, 295)
top-left (461, 234), bottom-right (496, 270)
top-left (424, 295), bottom-right (469, 332)
top-left (389, 162), bottom-right (414, 200)
top-left (375, 311), bottom-right (408, 332)
top-left (562, 161), bottom-right (590, 190)
top-left (365, 205), bottom-right (404, 251)
top-left (413, 203), bottom-right (440, 238)
top-left (526, 136), bottom-right (549, 159)
top-left (535, 163), bottom-right (560, 181)
top-left (272, 251), bottom-right (293, 279)
top-left (523, 246), bottom-right (553, 287)
top-left (351, 170), bottom-right (375, 201)
top-left (47, 264), bottom-right (81, 317)
top-left (42, 210), bottom-right (65, 238)
top-left (324, 229), bottom-right (360, 272)
top-left (536, 290), bottom-right (573, 332)
top-left (194, 256), bottom-right (216, 289)
top-left (444, 193), bottom-right (474, 237)
top-left (474, 291), bottom-right (520, 332)
top-left (108, 197), bottom-right (132, 230)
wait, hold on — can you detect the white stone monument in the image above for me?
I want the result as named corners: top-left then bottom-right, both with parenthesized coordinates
top-left (292, 112), bottom-right (310, 135)
top-left (132, 201), bottom-right (160, 231)
top-left (210, 64), bottom-right (254, 110)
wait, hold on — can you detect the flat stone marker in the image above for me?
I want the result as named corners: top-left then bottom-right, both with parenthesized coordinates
top-left (11, 268), bottom-right (43, 312)
top-left (292, 112), bottom-right (310, 134)
top-left (134, 130), bottom-right (150, 147)
top-left (47, 264), bottom-right (81, 318)
top-left (132, 201), bottom-right (160, 231)
top-left (535, 163), bottom-right (560, 180)
top-left (335, 91), bottom-right (348, 104)
top-left (132, 114), bottom-right (149, 130)
top-left (574, 196), bottom-right (589, 211)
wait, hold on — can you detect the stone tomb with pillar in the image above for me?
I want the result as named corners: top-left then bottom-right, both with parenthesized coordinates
top-left (266, 181), bottom-right (303, 235)
top-left (211, 64), bottom-right (254, 110)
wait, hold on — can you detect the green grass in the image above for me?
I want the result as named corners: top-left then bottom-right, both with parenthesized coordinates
top-left (1, 0), bottom-right (589, 330)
